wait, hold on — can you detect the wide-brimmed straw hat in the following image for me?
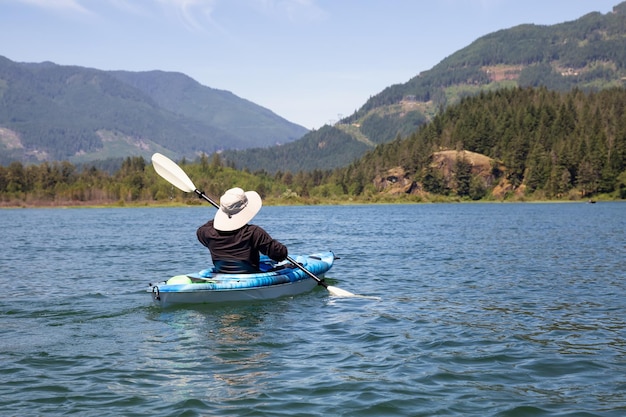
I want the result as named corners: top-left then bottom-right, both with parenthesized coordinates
top-left (213, 187), bottom-right (262, 231)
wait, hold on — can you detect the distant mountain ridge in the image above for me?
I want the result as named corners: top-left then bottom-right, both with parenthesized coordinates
top-left (109, 70), bottom-right (305, 147)
top-left (223, 1), bottom-right (626, 173)
top-left (2, 2), bottom-right (625, 171)
top-left (0, 57), bottom-right (307, 165)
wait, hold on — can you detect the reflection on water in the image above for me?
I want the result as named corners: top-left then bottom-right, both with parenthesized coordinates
top-left (142, 304), bottom-right (282, 403)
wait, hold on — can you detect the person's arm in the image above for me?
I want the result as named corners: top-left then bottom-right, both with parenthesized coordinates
top-left (196, 220), bottom-right (213, 248)
top-left (249, 225), bottom-right (288, 262)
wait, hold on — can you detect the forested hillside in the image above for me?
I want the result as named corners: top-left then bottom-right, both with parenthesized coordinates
top-left (225, 2), bottom-right (626, 173)
top-left (339, 87), bottom-right (626, 200)
top-left (2, 87), bottom-right (624, 207)
top-left (220, 125), bottom-right (373, 172)
top-left (356, 2), bottom-right (626, 115)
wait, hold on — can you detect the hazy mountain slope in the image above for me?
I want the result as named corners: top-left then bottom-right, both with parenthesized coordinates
top-left (110, 70), bottom-right (308, 147)
top-left (0, 57), bottom-right (307, 165)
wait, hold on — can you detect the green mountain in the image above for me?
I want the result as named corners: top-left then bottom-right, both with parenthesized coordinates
top-left (0, 57), bottom-right (307, 165)
top-left (223, 1), bottom-right (626, 174)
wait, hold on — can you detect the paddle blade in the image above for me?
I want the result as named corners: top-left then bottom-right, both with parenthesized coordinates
top-left (327, 285), bottom-right (357, 297)
top-left (151, 153), bottom-right (196, 193)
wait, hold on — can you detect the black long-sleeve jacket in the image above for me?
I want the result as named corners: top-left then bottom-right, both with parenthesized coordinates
top-left (196, 220), bottom-right (288, 273)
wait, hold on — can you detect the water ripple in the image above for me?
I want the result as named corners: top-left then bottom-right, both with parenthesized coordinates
top-left (1, 204), bottom-right (625, 416)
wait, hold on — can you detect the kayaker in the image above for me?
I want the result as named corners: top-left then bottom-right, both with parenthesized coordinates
top-left (196, 187), bottom-right (288, 273)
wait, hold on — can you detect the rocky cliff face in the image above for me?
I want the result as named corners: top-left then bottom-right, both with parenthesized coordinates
top-left (375, 150), bottom-right (510, 197)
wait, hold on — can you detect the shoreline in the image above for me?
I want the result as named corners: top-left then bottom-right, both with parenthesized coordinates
top-left (0, 196), bottom-right (618, 209)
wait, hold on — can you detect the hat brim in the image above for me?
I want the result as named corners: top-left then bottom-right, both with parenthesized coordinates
top-left (213, 191), bottom-right (262, 231)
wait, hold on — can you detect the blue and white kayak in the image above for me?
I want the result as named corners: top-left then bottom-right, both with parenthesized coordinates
top-left (148, 252), bottom-right (335, 307)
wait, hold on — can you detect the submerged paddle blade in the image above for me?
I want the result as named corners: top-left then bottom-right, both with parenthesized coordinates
top-left (152, 153), bottom-right (197, 193)
top-left (327, 285), bottom-right (357, 297)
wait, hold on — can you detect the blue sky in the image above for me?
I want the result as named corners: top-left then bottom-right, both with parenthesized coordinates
top-left (0, 0), bottom-right (620, 129)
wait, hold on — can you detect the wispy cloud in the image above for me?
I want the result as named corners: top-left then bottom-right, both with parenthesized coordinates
top-left (152, 0), bottom-right (326, 34)
top-left (476, 0), bottom-right (504, 11)
top-left (10, 0), bottom-right (90, 14)
top-left (254, 0), bottom-right (326, 22)
top-left (6, 0), bottom-right (216, 27)
top-left (6, 0), bottom-right (326, 32)
top-left (155, 0), bottom-right (220, 32)
top-left (439, 0), bottom-right (504, 12)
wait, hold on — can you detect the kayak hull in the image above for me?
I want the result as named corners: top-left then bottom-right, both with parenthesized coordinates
top-left (148, 252), bottom-right (334, 307)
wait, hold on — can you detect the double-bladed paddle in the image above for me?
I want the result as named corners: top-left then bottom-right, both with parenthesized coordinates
top-left (151, 152), bottom-right (355, 297)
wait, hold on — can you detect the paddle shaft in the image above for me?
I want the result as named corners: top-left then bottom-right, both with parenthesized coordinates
top-left (195, 189), bottom-right (219, 208)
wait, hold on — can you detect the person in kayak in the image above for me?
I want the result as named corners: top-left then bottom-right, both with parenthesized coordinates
top-left (196, 187), bottom-right (288, 273)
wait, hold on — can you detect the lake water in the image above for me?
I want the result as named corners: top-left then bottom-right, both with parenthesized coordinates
top-left (1, 202), bottom-right (625, 416)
